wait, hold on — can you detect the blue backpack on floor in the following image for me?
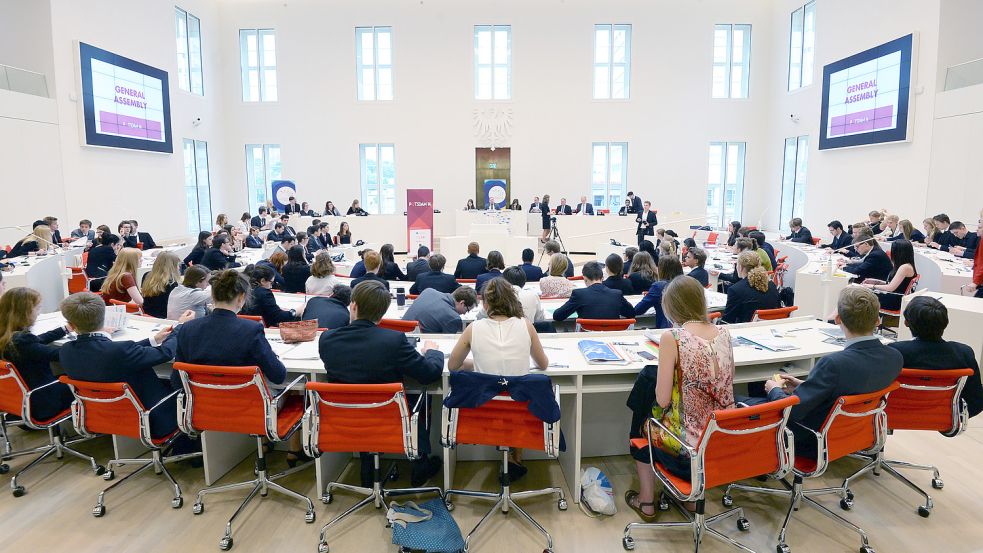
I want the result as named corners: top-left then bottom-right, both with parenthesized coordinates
top-left (387, 498), bottom-right (465, 553)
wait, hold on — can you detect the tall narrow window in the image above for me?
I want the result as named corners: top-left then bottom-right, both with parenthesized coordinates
top-left (356, 27), bottom-right (393, 101)
top-left (593, 24), bottom-right (631, 99)
top-left (591, 142), bottom-right (628, 210)
top-left (360, 144), bottom-right (396, 214)
top-left (706, 142), bottom-right (746, 228)
top-left (712, 24), bottom-right (751, 99)
top-left (240, 29), bottom-right (277, 101)
top-left (175, 7), bottom-right (204, 95)
top-left (183, 139), bottom-right (212, 233)
top-left (779, 136), bottom-right (809, 231)
top-left (788, 1), bottom-right (816, 91)
top-left (245, 144), bottom-right (282, 213)
top-left (474, 25), bottom-right (511, 100)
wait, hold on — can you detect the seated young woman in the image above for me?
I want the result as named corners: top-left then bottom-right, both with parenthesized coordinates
top-left (140, 252), bottom-right (181, 318)
top-left (241, 264), bottom-right (304, 326)
top-left (627, 251), bottom-right (657, 294)
top-left (862, 239), bottom-right (918, 312)
top-left (538, 254), bottom-right (574, 298)
top-left (633, 256), bottom-right (684, 329)
top-left (306, 251), bottom-right (339, 296)
top-left (100, 248), bottom-right (144, 308)
top-left (625, 276), bottom-right (735, 520)
top-left (280, 245), bottom-right (311, 294)
top-left (720, 251), bottom-right (781, 324)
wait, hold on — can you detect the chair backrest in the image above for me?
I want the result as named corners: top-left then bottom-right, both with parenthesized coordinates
top-left (108, 299), bottom-right (142, 314)
top-left (443, 387), bottom-right (560, 456)
top-left (707, 232), bottom-right (719, 245)
top-left (752, 306), bottom-right (798, 321)
top-left (0, 361), bottom-right (29, 419)
top-left (567, 275), bottom-right (585, 281)
top-left (575, 318), bottom-right (636, 332)
top-left (237, 314), bottom-right (264, 324)
top-left (173, 363), bottom-right (272, 437)
top-left (58, 376), bottom-right (149, 445)
top-left (811, 237), bottom-right (821, 246)
top-left (81, 251), bottom-right (90, 266)
top-left (902, 274), bottom-right (921, 295)
top-left (819, 382), bottom-right (899, 468)
top-left (456, 279), bottom-right (476, 284)
top-left (886, 368), bottom-right (972, 435)
top-left (305, 383), bottom-right (415, 457)
top-left (68, 267), bottom-right (88, 294)
top-left (771, 263), bottom-right (787, 287)
top-left (135, 242), bottom-right (144, 250)
top-left (407, 294), bottom-right (419, 300)
top-left (698, 396), bottom-right (799, 490)
top-left (379, 319), bottom-right (419, 333)
top-left (708, 312), bottom-right (722, 321)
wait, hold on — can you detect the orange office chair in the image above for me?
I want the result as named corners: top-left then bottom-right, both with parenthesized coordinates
top-left (751, 306), bottom-right (798, 322)
top-left (811, 237), bottom-right (821, 246)
top-left (67, 267), bottom-right (89, 294)
top-left (135, 242), bottom-right (144, 250)
top-left (623, 396), bottom-right (800, 552)
top-left (379, 319), bottom-right (419, 333)
top-left (839, 368), bottom-right (973, 518)
top-left (456, 279), bottom-right (477, 284)
top-left (707, 232), bottom-right (719, 245)
top-left (174, 363), bottom-right (315, 551)
top-left (407, 293), bottom-right (420, 300)
top-left (108, 299), bottom-right (143, 314)
top-left (236, 314), bottom-right (264, 324)
top-left (0, 361), bottom-right (103, 497)
top-left (442, 375), bottom-right (567, 553)
top-left (575, 318), bottom-right (637, 332)
top-left (771, 263), bottom-right (788, 287)
top-left (877, 274), bottom-right (921, 319)
top-left (709, 312), bottom-right (722, 321)
top-left (304, 383), bottom-right (442, 553)
top-left (59, 376), bottom-right (202, 517)
top-left (568, 275), bottom-right (585, 281)
top-left (724, 383), bottom-right (899, 553)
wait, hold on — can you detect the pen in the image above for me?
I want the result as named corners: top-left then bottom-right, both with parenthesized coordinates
top-left (613, 342), bottom-right (638, 346)
top-left (543, 346), bottom-right (564, 350)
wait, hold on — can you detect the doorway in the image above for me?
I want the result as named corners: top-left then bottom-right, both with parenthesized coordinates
top-left (475, 147), bottom-right (511, 209)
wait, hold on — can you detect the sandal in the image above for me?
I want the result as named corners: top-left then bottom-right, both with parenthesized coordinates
top-left (624, 490), bottom-right (658, 522)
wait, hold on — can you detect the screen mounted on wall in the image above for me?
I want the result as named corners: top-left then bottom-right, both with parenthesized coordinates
top-left (819, 34), bottom-right (913, 150)
top-left (78, 42), bottom-right (173, 153)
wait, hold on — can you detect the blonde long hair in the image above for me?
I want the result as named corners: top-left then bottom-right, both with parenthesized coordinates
top-left (737, 250), bottom-right (769, 293)
top-left (141, 252), bottom-right (181, 297)
top-left (661, 275), bottom-right (708, 325)
top-left (23, 225), bottom-right (53, 247)
top-left (548, 254), bottom-right (568, 277)
top-left (0, 287), bottom-right (42, 356)
top-left (310, 251), bottom-right (336, 278)
top-left (101, 248), bottom-right (142, 294)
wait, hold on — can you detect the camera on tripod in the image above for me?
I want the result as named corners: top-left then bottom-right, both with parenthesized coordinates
top-left (550, 216), bottom-right (557, 223)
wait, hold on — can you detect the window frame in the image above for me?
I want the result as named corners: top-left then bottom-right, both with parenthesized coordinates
top-left (240, 28), bottom-right (278, 102)
top-left (355, 26), bottom-right (394, 101)
top-left (787, 1), bottom-right (816, 91)
top-left (705, 141), bottom-right (746, 228)
top-left (245, 144), bottom-right (282, 214)
top-left (175, 6), bottom-right (204, 96)
top-left (590, 141), bottom-right (628, 211)
top-left (593, 24), bottom-right (632, 100)
top-left (779, 136), bottom-right (809, 232)
top-left (359, 143), bottom-right (397, 215)
top-left (183, 138), bottom-right (212, 234)
top-left (711, 23), bottom-right (751, 99)
top-left (474, 24), bottom-right (511, 100)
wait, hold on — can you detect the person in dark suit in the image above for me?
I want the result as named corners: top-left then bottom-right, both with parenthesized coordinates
top-left (819, 220), bottom-right (852, 251)
top-left (519, 248), bottom-right (543, 282)
top-left (539, 195), bottom-right (552, 242)
top-left (410, 254), bottom-right (460, 295)
top-left (684, 247), bottom-right (710, 288)
top-left (350, 250), bottom-right (390, 290)
top-left (305, 225), bottom-right (323, 257)
top-left (379, 244), bottom-right (407, 281)
top-left (554, 199), bottom-right (572, 215)
top-left (129, 220), bottom-right (158, 249)
top-left (283, 197), bottom-right (303, 215)
top-left (543, 240), bottom-right (574, 278)
top-left (627, 251), bottom-right (656, 294)
top-left (303, 284), bottom-right (352, 330)
top-left (277, 215), bottom-right (297, 238)
top-left (602, 254), bottom-right (634, 296)
top-left (889, 296), bottom-right (982, 418)
top-left (250, 207), bottom-right (269, 230)
top-left (944, 221), bottom-right (980, 259)
top-left (635, 201), bottom-right (657, 247)
top-left (59, 292), bottom-right (194, 439)
top-left (785, 218), bottom-right (814, 244)
top-left (475, 251), bottom-right (506, 293)
top-left (405, 246), bottom-right (431, 283)
top-left (0, 288), bottom-right (73, 421)
top-left (928, 214), bottom-right (955, 250)
top-left (266, 223), bottom-right (290, 243)
top-left (634, 256), bottom-right (684, 328)
top-left (842, 239), bottom-right (893, 283)
top-left (42, 216), bottom-right (63, 245)
top-left (573, 196), bottom-right (594, 216)
top-left (85, 233), bottom-right (120, 288)
top-left (71, 219), bottom-right (96, 242)
top-left (318, 280), bottom-right (444, 487)
top-left (241, 264), bottom-right (303, 326)
top-left (245, 227), bottom-right (264, 248)
top-left (553, 262), bottom-right (634, 322)
top-left (761, 287), bottom-right (903, 458)
top-left (183, 232), bottom-right (212, 267)
top-left (453, 242), bottom-right (487, 280)
top-left (199, 235), bottom-right (241, 271)
top-left (750, 231), bottom-right (777, 269)
top-left (281, 245), bottom-right (311, 293)
top-left (627, 191), bottom-right (643, 214)
top-left (118, 221), bottom-right (139, 249)
top-left (721, 251), bottom-right (781, 324)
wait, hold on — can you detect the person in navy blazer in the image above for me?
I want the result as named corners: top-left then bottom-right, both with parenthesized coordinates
top-left (519, 249), bottom-right (543, 282)
top-left (573, 196), bottom-right (594, 215)
top-left (410, 254), bottom-right (460, 295)
top-left (819, 220), bottom-right (852, 251)
top-left (602, 254), bottom-right (634, 296)
top-left (842, 240), bottom-right (893, 283)
top-left (174, 271), bottom-right (287, 386)
top-left (627, 191), bottom-right (643, 214)
top-left (318, 280), bottom-right (444, 486)
top-left (683, 247), bottom-right (710, 288)
top-left (453, 243), bottom-right (487, 280)
top-left (250, 207), bottom-right (270, 230)
top-left (554, 199), bottom-right (573, 215)
top-left (785, 218), bottom-right (814, 244)
top-left (553, 262), bottom-right (634, 322)
top-left (760, 287), bottom-right (903, 457)
top-left (475, 251), bottom-right (506, 293)
top-left (241, 264), bottom-right (302, 326)
top-left (405, 247), bottom-right (431, 283)
top-left (200, 236), bottom-right (241, 271)
top-left (635, 201), bottom-right (658, 246)
top-left (303, 285), bottom-right (352, 330)
top-left (58, 292), bottom-right (194, 439)
top-left (84, 233), bottom-right (120, 286)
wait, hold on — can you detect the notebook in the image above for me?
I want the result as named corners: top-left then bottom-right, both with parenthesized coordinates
top-left (577, 340), bottom-right (629, 365)
top-left (738, 334), bottom-right (799, 352)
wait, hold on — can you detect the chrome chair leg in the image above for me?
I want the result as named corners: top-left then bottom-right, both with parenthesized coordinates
top-left (464, 497), bottom-right (505, 551)
top-left (10, 446), bottom-right (57, 495)
top-left (803, 496), bottom-right (871, 547)
top-left (93, 460), bottom-right (155, 515)
top-left (880, 462), bottom-right (934, 515)
top-left (510, 499), bottom-right (554, 551)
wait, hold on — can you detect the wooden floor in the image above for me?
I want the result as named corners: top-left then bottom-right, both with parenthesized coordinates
top-left (1, 416), bottom-right (982, 553)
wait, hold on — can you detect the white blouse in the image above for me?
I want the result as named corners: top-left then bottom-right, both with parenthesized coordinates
top-left (470, 317), bottom-right (532, 377)
top-left (306, 275), bottom-right (339, 296)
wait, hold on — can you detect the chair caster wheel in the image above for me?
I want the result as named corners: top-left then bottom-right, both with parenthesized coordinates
top-left (172, 497), bottom-right (184, 509)
top-left (622, 536), bottom-right (636, 551)
top-left (0, 463), bottom-right (9, 474)
top-left (103, 470), bottom-right (115, 481)
top-left (737, 517), bottom-right (750, 531)
top-left (931, 478), bottom-right (943, 490)
top-left (543, 549), bottom-right (553, 553)
top-left (94, 465), bottom-right (106, 476)
top-left (318, 542), bottom-right (329, 553)
top-left (92, 505), bottom-right (106, 517)
top-left (192, 502), bottom-right (204, 515)
top-left (12, 485), bottom-right (25, 497)
top-left (305, 510), bottom-right (316, 523)
top-left (917, 506), bottom-right (931, 518)
top-left (840, 498), bottom-right (853, 511)
top-left (219, 536), bottom-right (233, 550)
top-left (722, 494), bottom-right (734, 507)
top-left (445, 501), bottom-right (454, 511)
top-left (657, 497), bottom-right (670, 511)
top-left (322, 493), bottom-right (333, 504)
top-left (558, 499), bottom-right (568, 511)
top-left (389, 469), bottom-right (400, 481)
top-left (859, 546), bottom-right (875, 553)
top-left (845, 490), bottom-right (855, 501)
top-left (776, 544), bottom-right (791, 553)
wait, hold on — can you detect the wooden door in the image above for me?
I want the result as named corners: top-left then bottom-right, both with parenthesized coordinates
top-left (475, 147), bottom-right (511, 209)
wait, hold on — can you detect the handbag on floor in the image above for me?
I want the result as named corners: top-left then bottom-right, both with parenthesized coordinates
top-left (387, 498), bottom-right (465, 553)
top-left (580, 466), bottom-right (617, 517)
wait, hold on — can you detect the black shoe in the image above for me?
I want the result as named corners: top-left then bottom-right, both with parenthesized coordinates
top-left (360, 455), bottom-right (374, 488)
top-left (410, 456), bottom-right (442, 487)
top-left (507, 462), bottom-right (528, 483)
top-left (187, 456), bottom-right (204, 469)
top-left (286, 450), bottom-right (313, 469)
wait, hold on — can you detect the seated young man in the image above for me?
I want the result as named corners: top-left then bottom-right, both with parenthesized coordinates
top-left (760, 287), bottom-right (903, 458)
top-left (453, 242), bottom-right (487, 280)
top-left (889, 296), bottom-right (982, 418)
top-left (785, 218), bottom-right (814, 244)
top-left (318, 280), bottom-right (445, 487)
top-left (543, 240), bottom-right (574, 278)
top-left (409, 253), bottom-right (460, 295)
top-left (841, 236), bottom-right (892, 282)
top-left (303, 284), bottom-right (352, 330)
top-left (553, 261), bottom-right (634, 322)
top-left (945, 221), bottom-right (980, 259)
top-left (519, 248), bottom-right (544, 282)
top-left (59, 292), bottom-right (193, 439)
top-left (684, 247), bottom-right (709, 287)
top-left (402, 286), bottom-right (477, 334)
top-left (350, 250), bottom-right (390, 290)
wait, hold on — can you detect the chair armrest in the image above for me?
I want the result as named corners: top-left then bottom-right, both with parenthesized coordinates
top-left (146, 390), bottom-right (180, 413)
top-left (272, 374), bottom-right (307, 401)
top-left (23, 379), bottom-right (68, 397)
top-left (645, 417), bottom-right (696, 458)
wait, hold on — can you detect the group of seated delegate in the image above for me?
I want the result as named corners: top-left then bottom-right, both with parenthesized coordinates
top-left (1, 217), bottom-right (157, 272)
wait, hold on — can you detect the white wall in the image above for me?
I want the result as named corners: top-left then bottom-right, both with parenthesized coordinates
top-left (0, 0), bottom-right (56, 93)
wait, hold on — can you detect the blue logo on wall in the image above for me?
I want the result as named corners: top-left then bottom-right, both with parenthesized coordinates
top-left (271, 180), bottom-right (296, 211)
top-left (483, 179), bottom-right (507, 209)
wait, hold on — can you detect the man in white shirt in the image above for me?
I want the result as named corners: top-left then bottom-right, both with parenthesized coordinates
top-left (574, 196), bottom-right (594, 216)
top-left (476, 266), bottom-right (545, 322)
